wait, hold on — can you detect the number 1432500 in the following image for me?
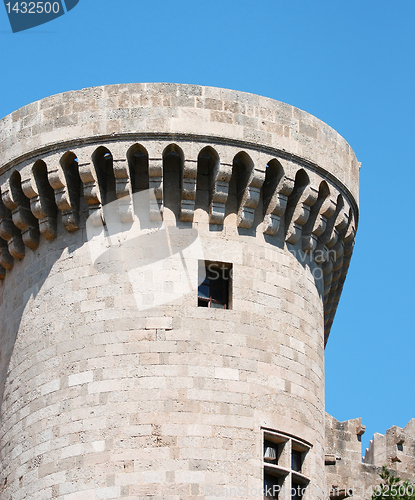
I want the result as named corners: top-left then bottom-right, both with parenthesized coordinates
top-left (5, 2), bottom-right (61, 14)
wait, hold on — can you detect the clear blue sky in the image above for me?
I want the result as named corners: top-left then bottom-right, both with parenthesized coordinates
top-left (1, 0), bottom-right (414, 455)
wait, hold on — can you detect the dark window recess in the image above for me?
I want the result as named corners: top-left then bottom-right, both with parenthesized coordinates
top-left (291, 482), bottom-right (303, 500)
top-left (264, 439), bottom-right (282, 464)
top-left (198, 262), bottom-right (231, 309)
top-left (291, 450), bottom-right (303, 472)
top-left (264, 474), bottom-right (280, 500)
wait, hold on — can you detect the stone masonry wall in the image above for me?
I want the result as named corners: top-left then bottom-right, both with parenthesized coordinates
top-left (0, 84), bottom-right (359, 202)
top-left (325, 414), bottom-right (415, 500)
top-left (0, 85), bottom-right (360, 500)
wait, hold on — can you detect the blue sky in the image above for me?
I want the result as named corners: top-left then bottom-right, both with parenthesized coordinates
top-left (1, 0), bottom-right (414, 454)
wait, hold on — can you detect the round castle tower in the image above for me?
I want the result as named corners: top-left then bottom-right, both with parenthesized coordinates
top-left (0, 84), bottom-right (359, 500)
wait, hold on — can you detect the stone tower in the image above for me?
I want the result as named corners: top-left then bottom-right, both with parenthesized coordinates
top-left (0, 84), bottom-right (359, 500)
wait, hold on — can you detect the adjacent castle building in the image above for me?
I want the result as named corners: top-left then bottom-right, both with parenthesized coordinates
top-left (0, 83), bottom-right (413, 499)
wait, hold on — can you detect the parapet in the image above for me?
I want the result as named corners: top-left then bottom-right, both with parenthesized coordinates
top-left (0, 83), bottom-right (360, 199)
top-left (363, 419), bottom-right (415, 475)
top-left (325, 414), bottom-right (415, 498)
top-left (0, 83), bottom-right (360, 339)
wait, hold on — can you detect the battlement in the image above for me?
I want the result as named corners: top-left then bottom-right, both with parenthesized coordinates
top-left (325, 414), bottom-right (415, 498)
top-left (363, 419), bottom-right (415, 474)
top-left (0, 83), bottom-right (360, 199)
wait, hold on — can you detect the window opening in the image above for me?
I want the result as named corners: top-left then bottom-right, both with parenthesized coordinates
top-left (198, 261), bottom-right (232, 309)
top-left (263, 430), bottom-right (311, 500)
top-left (291, 450), bottom-right (303, 472)
top-left (264, 473), bottom-right (282, 499)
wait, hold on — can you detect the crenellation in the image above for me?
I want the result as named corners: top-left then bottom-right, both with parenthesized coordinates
top-left (326, 415), bottom-right (415, 499)
top-left (362, 420), bottom-right (415, 476)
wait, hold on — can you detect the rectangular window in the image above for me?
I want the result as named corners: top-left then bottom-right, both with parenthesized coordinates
top-left (264, 473), bottom-right (282, 499)
top-left (264, 439), bottom-right (284, 465)
top-left (198, 261), bottom-right (232, 309)
top-left (291, 482), bottom-right (303, 500)
top-left (291, 450), bottom-right (303, 472)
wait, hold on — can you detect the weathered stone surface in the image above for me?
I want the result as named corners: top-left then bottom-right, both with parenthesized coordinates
top-left (0, 84), bottom-right (365, 500)
top-left (325, 415), bottom-right (415, 499)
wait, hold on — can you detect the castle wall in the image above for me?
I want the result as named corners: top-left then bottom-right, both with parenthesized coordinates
top-left (325, 415), bottom-right (415, 500)
top-left (363, 419), bottom-right (415, 476)
top-left (0, 211), bottom-right (325, 499)
top-left (0, 84), bottom-right (360, 500)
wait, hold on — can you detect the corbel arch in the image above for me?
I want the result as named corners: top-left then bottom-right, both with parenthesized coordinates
top-left (20, 159), bottom-right (59, 241)
top-left (225, 151), bottom-right (254, 224)
top-left (92, 146), bottom-right (117, 206)
top-left (127, 143), bottom-right (149, 194)
top-left (195, 146), bottom-right (220, 216)
top-left (163, 144), bottom-right (184, 220)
